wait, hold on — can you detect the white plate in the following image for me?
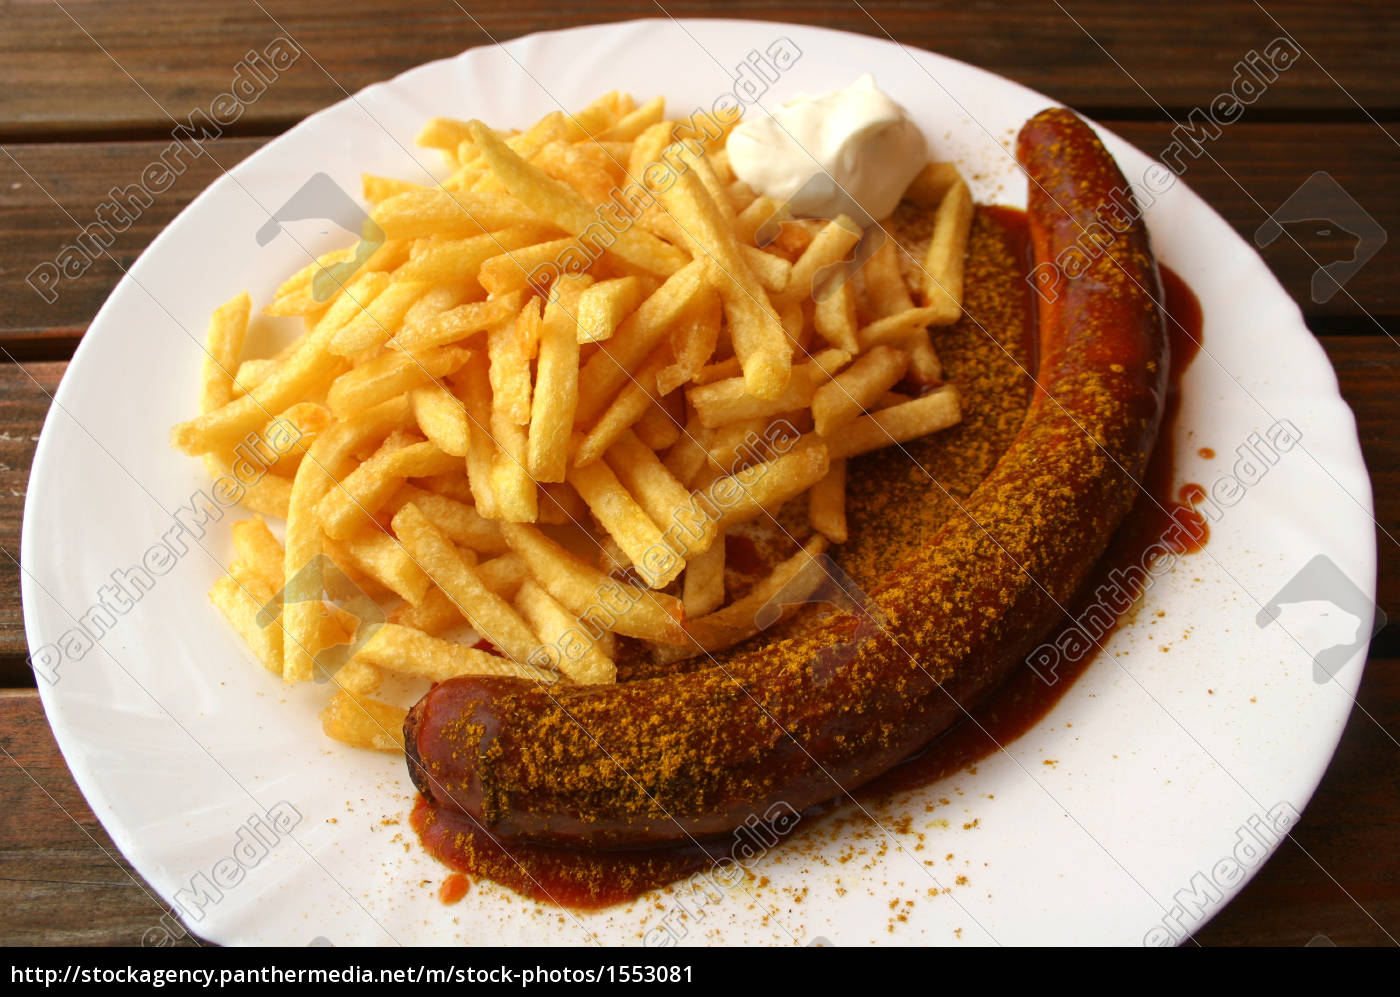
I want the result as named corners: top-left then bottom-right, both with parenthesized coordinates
top-left (23, 19), bottom-right (1377, 946)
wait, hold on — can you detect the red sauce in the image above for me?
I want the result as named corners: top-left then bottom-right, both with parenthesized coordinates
top-left (1198, 447), bottom-right (1215, 459)
top-left (410, 213), bottom-right (1210, 910)
top-left (438, 872), bottom-right (471, 905)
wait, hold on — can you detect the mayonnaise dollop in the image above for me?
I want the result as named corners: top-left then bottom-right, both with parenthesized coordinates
top-left (726, 74), bottom-right (927, 224)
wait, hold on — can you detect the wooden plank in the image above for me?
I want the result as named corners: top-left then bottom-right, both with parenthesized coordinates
top-left (3, 653), bottom-right (1396, 943)
top-left (0, 139), bottom-right (265, 359)
top-left (0, 362), bottom-right (64, 681)
top-left (2, 123), bottom-right (1397, 354)
top-left (0, 689), bottom-right (202, 945)
top-left (1, 1), bottom-right (1397, 140)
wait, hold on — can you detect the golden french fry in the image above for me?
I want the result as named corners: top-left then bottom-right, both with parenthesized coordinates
top-left (568, 459), bottom-right (682, 588)
top-left (574, 259), bottom-right (707, 426)
top-left (282, 399), bottom-right (408, 682)
top-left (491, 299), bottom-right (537, 427)
top-left (905, 333), bottom-right (944, 386)
top-left (328, 279), bottom-right (431, 356)
top-left (329, 529), bottom-right (431, 606)
top-left (469, 121), bottom-right (687, 276)
top-left (655, 284), bottom-right (721, 396)
top-left (395, 224), bottom-right (556, 286)
top-left (633, 395), bottom-right (682, 451)
top-left (393, 295), bottom-right (519, 355)
top-left (231, 517), bottom-right (284, 589)
top-left (526, 284), bottom-right (582, 482)
top-left (574, 344), bottom-right (668, 467)
top-left (362, 174), bottom-right (430, 202)
top-left (861, 236), bottom-right (916, 318)
top-left (370, 189), bottom-right (536, 241)
top-left (326, 345), bottom-right (469, 419)
top-left (392, 502), bottom-right (540, 662)
top-left (706, 445), bottom-right (830, 533)
top-left (499, 523), bottom-right (685, 643)
top-left (856, 305), bottom-right (946, 350)
top-left (811, 345), bottom-right (911, 437)
top-left (320, 691), bottom-right (405, 752)
top-left (604, 429), bottom-right (715, 559)
top-left (687, 349), bottom-right (850, 429)
top-left (318, 437), bottom-right (459, 540)
top-left (454, 354), bottom-right (499, 520)
top-left (514, 580), bottom-right (615, 685)
top-left (386, 485), bottom-right (505, 554)
top-left (200, 292), bottom-right (250, 414)
top-left (821, 386), bottom-right (962, 460)
top-left (682, 532), bottom-right (726, 618)
top-left (203, 455), bottom-right (294, 518)
top-left (813, 277), bottom-right (859, 354)
top-left (355, 623), bottom-right (558, 684)
top-left (410, 386), bottom-right (470, 457)
top-left (808, 458), bottom-right (848, 543)
top-left (601, 95), bottom-right (665, 141)
top-left (903, 161), bottom-right (962, 209)
top-left (210, 572), bottom-right (282, 675)
top-left (683, 536), bottom-right (829, 652)
top-left (783, 216), bottom-right (863, 305)
top-left (654, 151), bottom-right (790, 399)
top-left (575, 276), bottom-right (643, 343)
top-left (923, 178), bottom-right (974, 324)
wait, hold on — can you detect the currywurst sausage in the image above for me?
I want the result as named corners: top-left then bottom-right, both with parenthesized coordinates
top-left (404, 108), bottom-right (1169, 847)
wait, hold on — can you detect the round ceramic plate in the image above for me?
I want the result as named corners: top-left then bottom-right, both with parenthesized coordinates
top-left (23, 19), bottom-right (1378, 946)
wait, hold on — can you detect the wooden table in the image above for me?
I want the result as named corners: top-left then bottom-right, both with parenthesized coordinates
top-left (1, 0), bottom-right (1395, 947)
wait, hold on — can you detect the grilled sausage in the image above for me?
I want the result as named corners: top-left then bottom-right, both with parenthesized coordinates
top-left (404, 107), bottom-right (1168, 847)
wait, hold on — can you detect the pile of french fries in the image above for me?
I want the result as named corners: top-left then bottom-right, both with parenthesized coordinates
top-left (170, 91), bottom-right (973, 752)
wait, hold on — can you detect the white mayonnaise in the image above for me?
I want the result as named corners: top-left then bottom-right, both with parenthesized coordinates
top-left (726, 74), bottom-right (927, 223)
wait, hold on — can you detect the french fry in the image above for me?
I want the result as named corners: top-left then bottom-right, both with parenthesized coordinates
top-left (318, 437), bottom-right (459, 540)
top-left (812, 276), bottom-right (860, 354)
top-left (526, 284), bottom-right (582, 482)
top-left (922, 178), bottom-right (974, 324)
top-left (568, 459), bottom-right (682, 588)
top-left (469, 121), bottom-right (688, 276)
top-left (362, 174), bottom-right (430, 202)
top-left (856, 306), bottom-right (945, 350)
top-left (682, 533), bottom-right (726, 618)
top-left (200, 292), bottom-right (250, 413)
top-left (328, 279), bottom-right (431, 356)
top-left (808, 458), bottom-right (848, 543)
top-left (601, 95), bottom-right (665, 141)
top-left (326, 345), bottom-right (469, 419)
top-left (395, 223), bottom-right (556, 286)
top-left (573, 259), bottom-right (707, 426)
top-left (454, 354), bottom-right (499, 520)
top-left (903, 161), bottom-right (962, 209)
top-left (687, 349), bottom-right (850, 429)
top-left (320, 690), bottom-right (405, 752)
top-left (860, 236), bottom-right (916, 318)
top-left (655, 285), bottom-right (721, 396)
top-left (499, 523), bottom-right (685, 643)
top-left (633, 394), bottom-right (683, 451)
top-left (392, 503), bottom-right (540, 662)
top-left (203, 455), bottom-right (293, 518)
top-left (392, 295), bottom-right (519, 355)
top-left (819, 386), bottom-right (962, 460)
top-left (231, 517), bottom-right (284, 589)
top-left (682, 536), bottom-right (829, 652)
top-left (655, 152), bottom-right (790, 399)
top-left (811, 345), bottom-right (911, 437)
top-left (514, 580), bottom-right (615, 685)
top-left (783, 216), bottom-right (863, 306)
top-left (210, 572), bottom-right (282, 675)
top-left (706, 445), bottom-right (831, 533)
top-left (573, 344), bottom-right (668, 467)
top-left (491, 299), bottom-right (537, 427)
top-left (410, 386), bottom-right (470, 458)
top-left (905, 333), bottom-right (944, 386)
top-left (604, 430), bottom-right (715, 559)
top-left (385, 485), bottom-right (505, 555)
top-left (329, 529), bottom-right (431, 606)
top-left (282, 399), bottom-right (408, 681)
top-left (575, 276), bottom-right (643, 343)
top-left (355, 623), bottom-right (558, 684)
top-left (371, 189), bottom-right (536, 241)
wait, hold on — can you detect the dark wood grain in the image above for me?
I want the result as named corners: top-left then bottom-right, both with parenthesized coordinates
top-left (3, 0), bottom-right (1398, 140)
top-left (2, 123), bottom-right (1397, 354)
top-left (0, 690), bottom-right (201, 946)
